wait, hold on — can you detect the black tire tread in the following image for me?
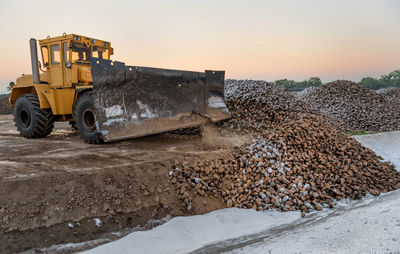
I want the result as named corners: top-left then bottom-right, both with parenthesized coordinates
top-left (13, 94), bottom-right (55, 138)
top-left (74, 92), bottom-right (103, 144)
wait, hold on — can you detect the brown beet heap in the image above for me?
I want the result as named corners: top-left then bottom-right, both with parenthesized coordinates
top-left (169, 80), bottom-right (400, 215)
top-left (298, 80), bottom-right (400, 131)
top-left (377, 87), bottom-right (400, 111)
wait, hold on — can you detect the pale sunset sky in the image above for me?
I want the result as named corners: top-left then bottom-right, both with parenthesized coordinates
top-left (0, 0), bottom-right (399, 93)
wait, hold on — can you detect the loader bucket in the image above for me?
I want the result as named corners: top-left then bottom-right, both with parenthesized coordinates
top-left (90, 57), bottom-right (230, 142)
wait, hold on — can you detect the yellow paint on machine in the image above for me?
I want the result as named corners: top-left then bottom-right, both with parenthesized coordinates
top-left (9, 33), bottom-right (113, 120)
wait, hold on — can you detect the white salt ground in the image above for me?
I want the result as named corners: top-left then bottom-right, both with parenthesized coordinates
top-left (80, 209), bottom-right (300, 254)
top-left (354, 130), bottom-right (400, 170)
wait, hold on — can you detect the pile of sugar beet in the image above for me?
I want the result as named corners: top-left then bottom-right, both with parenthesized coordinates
top-left (169, 80), bottom-right (400, 216)
top-left (377, 87), bottom-right (400, 111)
top-left (297, 80), bottom-right (400, 131)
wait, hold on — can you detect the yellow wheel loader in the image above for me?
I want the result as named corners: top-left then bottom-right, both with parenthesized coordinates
top-left (9, 34), bottom-right (230, 143)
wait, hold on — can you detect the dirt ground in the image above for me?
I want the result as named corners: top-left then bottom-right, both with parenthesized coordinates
top-left (0, 114), bottom-right (246, 253)
top-left (0, 95), bottom-right (12, 115)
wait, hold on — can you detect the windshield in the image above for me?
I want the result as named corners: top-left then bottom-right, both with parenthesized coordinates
top-left (71, 42), bottom-right (91, 65)
top-left (92, 46), bottom-right (110, 59)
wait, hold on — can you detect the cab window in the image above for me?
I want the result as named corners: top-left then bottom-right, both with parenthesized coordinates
top-left (41, 46), bottom-right (49, 66)
top-left (71, 42), bottom-right (90, 65)
top-left (92, 46), bottom-right (109, 59)
top-left (63, 42), bottom-right (70, 62)
top-left (51, 44), bottom-right (61, 65)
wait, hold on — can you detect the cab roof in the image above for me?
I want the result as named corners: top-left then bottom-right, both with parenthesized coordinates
top-left (38, 33), bottom-right (112, 48)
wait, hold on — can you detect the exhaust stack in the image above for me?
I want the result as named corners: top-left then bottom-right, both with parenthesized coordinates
top-left (29, 38), bottom-right (40, 84)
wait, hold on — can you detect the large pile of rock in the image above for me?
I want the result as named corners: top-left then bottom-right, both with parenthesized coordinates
top-left (0, 94), bottom-right (11, 115)
top-left (377, 87), bottom-right (400, 110)
top-left (169, 80), bottom-right (400, 216)
top-left (298, 80), bottom-right (400, 131)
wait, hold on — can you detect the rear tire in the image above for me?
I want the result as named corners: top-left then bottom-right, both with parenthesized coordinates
top-left (74, 93), bottom-right (103, 144)
top-left (13, 94), bottom-right (54, 138)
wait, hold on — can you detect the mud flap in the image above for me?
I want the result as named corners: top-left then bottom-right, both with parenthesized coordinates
top-left (90, 57), bottom-right (230, 142)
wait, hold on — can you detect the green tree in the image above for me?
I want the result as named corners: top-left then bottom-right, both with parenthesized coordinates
top-left (381, 70), bottom-right (400, 88)
top-left (307, 77), bottom-right (322, 87)
top-left (359, 77), bottom-right (382, 90)
top-left (275, 79), bottom-right (296, 88)
top-left (275, 77), bottom-right (322, 89)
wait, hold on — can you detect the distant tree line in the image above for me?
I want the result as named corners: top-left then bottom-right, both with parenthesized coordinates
top-left (274, 77), bottom-right (322, 89)
top-left (358, 70), bottom-right (400, 90)
top-left (274, 70), bottom-right (400, 90)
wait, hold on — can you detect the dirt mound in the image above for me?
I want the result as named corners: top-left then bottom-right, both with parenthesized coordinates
top-left (0, 123), bottom-right (236, 253)
top-left (169, 80), bottom-right (400, 216)
top-left (298, 80), bottom-right (400, 131)
top-left (377, 87), bottom-right (400, 110)
top-left (0, 94), bottom-right (11, 115)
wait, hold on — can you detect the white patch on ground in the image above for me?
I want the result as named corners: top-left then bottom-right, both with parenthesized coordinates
top-left (3, 173), bottom-right (37, 180)
top-left (94, 218), bottom-right (102, 227)
top-left (104, 105), bottom-right (124, 118)
top-left (354, 131), bottom-right (400, 170)
top-left (137, 100), bottom-right (157, 119)
top-left (0, 160), bottom-right (19, 165)
top-left (80, 209), bottom-right (300, 254)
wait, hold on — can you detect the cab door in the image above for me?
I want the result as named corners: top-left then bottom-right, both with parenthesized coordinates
top-left (49, 43), bottom-right (63, 87)
top-left (62, 41), bottom-right (76, 87)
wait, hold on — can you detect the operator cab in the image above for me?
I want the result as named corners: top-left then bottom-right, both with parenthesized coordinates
top-left (38, 33), bottom-right (113, 86)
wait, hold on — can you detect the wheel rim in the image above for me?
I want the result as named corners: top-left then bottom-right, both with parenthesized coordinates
top-left (19, 108), bottom-right (31, 128)
top-left (82, 108), bottom-right (96, 132)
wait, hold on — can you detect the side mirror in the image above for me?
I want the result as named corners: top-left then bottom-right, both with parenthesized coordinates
top-left (65, 62), bottom-right (72, 68)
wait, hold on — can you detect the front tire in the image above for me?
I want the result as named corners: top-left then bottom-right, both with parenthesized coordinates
top-left (74, 93), bottom-right (103, 144)
top-left (13, 94), bottom-right (54, 138)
